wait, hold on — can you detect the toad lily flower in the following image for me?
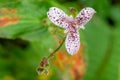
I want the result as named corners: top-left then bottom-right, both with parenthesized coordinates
top-left (47, 7), bottom-right (96, 55)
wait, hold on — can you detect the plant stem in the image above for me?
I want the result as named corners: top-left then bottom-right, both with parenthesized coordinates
top-left (47, 36), bottom-right (66, 59)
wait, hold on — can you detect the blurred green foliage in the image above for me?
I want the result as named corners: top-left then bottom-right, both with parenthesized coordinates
top-left (0, 0), bottom-right (120, 80)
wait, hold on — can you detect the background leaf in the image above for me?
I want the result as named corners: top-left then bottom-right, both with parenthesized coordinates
top-left (0, 0), bottom-right (120, 80)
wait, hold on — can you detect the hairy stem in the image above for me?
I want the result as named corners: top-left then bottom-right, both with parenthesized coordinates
top-left (47, 36), bottom-right (66, 59)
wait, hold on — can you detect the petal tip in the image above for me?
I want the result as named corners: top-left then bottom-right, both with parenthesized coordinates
top-left (68, 50), bottom-right (79, 55)
top-left (85, 7), bottom-right (96, 14)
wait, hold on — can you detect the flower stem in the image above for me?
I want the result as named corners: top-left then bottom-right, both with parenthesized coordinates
top-left (37, 36), bottom-right (66, 75)
top-left (47, 36), bottom-right (66, 59)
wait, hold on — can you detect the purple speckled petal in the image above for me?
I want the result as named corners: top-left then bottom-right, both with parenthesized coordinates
top-left (47, 7), bottom-right (69, 29)
top-left (75, 7), bottom-right (96, 29)
top-left (47, 7), bottom-right (96, 55)
top-left (65, 31), bottom-right (80, 55)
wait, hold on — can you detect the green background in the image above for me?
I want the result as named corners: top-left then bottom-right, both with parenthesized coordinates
top-left (0, 0), bottom-right (120, 80)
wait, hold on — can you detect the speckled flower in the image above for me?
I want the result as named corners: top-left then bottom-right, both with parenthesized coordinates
top-left (47, 7), bottom-right (96, 55)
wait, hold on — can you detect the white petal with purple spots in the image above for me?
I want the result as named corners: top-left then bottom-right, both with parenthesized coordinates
top-left (47, 7), bottom-right (69, 29)
top-left (47, 7), bottom-right (96, 55)
top-left (65, 31), bottom-right (80, 55)
top-left (75, 7), bottom-right (96, 29)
